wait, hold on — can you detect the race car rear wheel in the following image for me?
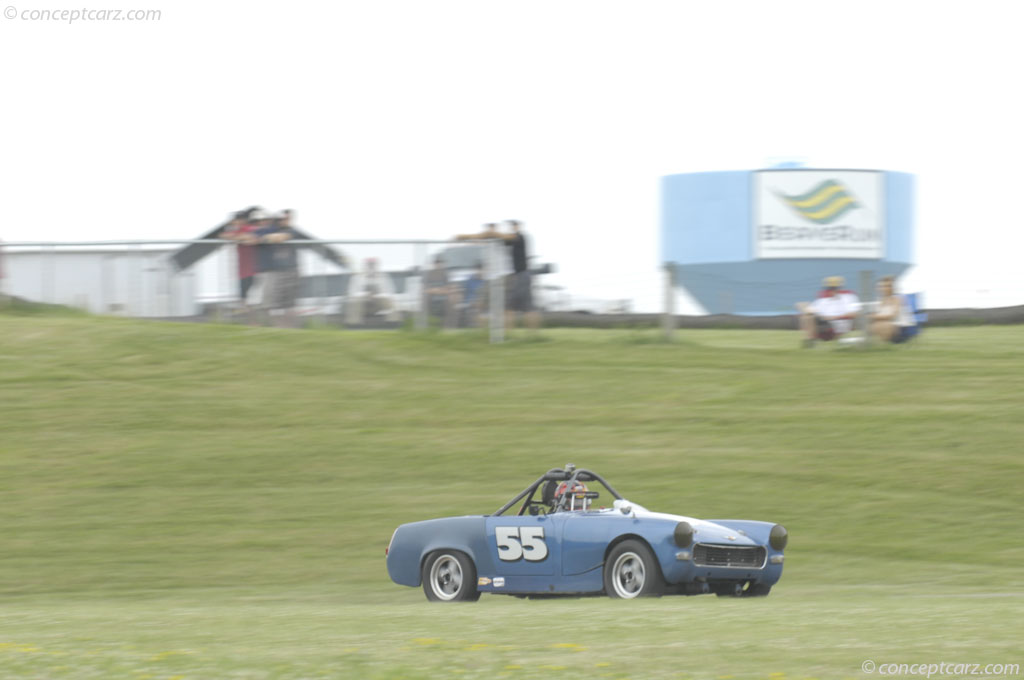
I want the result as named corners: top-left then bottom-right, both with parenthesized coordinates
top-left (422, 551), bottom-right (481, 602)
top-left (604, 540), bottom-right (664, 599)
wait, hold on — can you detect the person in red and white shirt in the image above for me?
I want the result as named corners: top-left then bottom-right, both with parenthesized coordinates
top-left (219, 209), bottom-right (262, 302)
top-left (796, 276), bottom-right (860, 347)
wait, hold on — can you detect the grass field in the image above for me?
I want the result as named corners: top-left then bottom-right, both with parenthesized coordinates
top-left (1, 316), bottom-right (1022, 679)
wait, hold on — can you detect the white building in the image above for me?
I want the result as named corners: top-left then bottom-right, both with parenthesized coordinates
top-left (0, 246), bottom-right (200, 317)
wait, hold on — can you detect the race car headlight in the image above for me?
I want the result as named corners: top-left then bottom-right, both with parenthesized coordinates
top-left (674, 521), bottom-right (694, 548)
top-left (769, 524), bottom-right (788, 551)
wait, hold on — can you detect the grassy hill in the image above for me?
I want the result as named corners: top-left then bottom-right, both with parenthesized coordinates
top-left (1, 317), bottom-right (1022, 679)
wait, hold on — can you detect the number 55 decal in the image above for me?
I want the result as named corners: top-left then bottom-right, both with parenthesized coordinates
top-left (495, 526), bottom-right (548, 562)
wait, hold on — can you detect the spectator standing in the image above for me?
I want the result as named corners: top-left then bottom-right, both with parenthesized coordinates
top-left (456, 220), bottom-right (540, 332)
top-left (219, 208), bottom-right (261, 303)
top-left (253, 210), bottom-right (301, 328)
top-left (796, 275), bottom-right (860, 347)
top-left (501, 220), bottom-right (540, 331)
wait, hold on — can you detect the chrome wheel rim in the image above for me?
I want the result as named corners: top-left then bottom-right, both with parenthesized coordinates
top-left (429, 555), bottom-right (463, 600)
top-left (611, 551), bottom-right (645, 598)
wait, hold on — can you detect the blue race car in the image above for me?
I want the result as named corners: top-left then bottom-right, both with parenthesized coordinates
top-left (385, 465), bottom-right (787, 601)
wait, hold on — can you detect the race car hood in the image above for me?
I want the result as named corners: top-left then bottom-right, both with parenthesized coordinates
top-left (619, 501), bottom-right (761, 547)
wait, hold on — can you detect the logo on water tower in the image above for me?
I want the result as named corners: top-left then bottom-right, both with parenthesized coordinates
top-left (774, 180), bottom-right (860, 225)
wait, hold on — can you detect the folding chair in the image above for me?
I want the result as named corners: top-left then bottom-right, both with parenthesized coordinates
top-left (901, 292), bottom-right (928, 342)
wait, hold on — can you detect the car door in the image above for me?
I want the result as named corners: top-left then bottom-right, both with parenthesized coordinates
top-left (562, 510), bottom-right (624, 572)
top-left (485, 514), bottom-right (563, 581)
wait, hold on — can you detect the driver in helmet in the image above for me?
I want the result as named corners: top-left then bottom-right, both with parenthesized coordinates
top-left (553, 481), bottom-right (590, 512)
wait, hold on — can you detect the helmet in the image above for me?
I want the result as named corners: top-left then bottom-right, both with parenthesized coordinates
top-left (554, 481), bottom-right (590, 511)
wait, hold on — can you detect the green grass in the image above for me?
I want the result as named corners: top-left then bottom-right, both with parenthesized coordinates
top-left (1, 318), bottom-right (1023, 679)
top-left (0, 295), bottom-right (86, 317)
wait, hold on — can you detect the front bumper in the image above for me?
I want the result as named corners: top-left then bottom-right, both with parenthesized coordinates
top-left (661, 544), bottom-right (784, 588)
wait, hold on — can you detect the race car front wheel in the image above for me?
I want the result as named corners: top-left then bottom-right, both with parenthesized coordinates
top-left (422, 550), bottom-right (481, 602)
top-left (604, 540), bottom-right (664, 599)
top-left (742, 583), bottom-right (772, 597)
top-left (713, 582), bottom-right (772, 597)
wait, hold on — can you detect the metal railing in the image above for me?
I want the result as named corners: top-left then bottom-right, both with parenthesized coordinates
top-left (0, 239), bottom-right (508, 342)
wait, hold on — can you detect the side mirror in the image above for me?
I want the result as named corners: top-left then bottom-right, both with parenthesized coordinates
top-left (619, 505), bottom-right (632, 515)
top-left (528, 504), bottom-right (540, 516)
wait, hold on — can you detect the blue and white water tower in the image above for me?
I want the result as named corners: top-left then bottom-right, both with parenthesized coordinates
top-left (660, 167), bottom-right (915, 314)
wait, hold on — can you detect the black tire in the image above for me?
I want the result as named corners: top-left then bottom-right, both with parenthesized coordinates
top-left (603, 539), bottom-right (664, 599)
top-left (742, 583), bottom-right (771, 597)
top-left (712, 583), bottom-right (744, 598)
top-left (713, 582), bottom-right (772, 597)
top-left (421, 551), bottom-right (481, 602)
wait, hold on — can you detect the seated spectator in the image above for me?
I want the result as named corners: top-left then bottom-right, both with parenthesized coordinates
top-left (459, 261), bottom-right (487, 327)
top-left (344, 258), bottom-right (398, 325)
top-left (422, 255), bottom-right (457, 328)
top-left (796, 276), bottom-right (861, 348)
top-left (870, 276), bottom-right (915, 343)
top-left (457, 220), bottom-right (540, 331)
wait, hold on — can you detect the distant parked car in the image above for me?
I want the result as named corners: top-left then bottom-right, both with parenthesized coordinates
top-left (386, 465), bottom-right (787, 601)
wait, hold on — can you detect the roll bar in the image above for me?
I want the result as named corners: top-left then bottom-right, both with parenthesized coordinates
top-left (492, 466), bottom-right (624, 516)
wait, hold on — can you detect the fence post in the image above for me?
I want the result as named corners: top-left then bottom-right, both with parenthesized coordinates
top-left (860, 270), bottom-right (873, 348)
top-left (662, 261), bottom-right (677, 341)
top-left (316, 246), bottom-right (327, 328)
top-left (0, 239), bottom-right (7, 308)
top-left (489, 239), bottom-right (505, 344)
top-left (414, 242), bottom-right (427, 331)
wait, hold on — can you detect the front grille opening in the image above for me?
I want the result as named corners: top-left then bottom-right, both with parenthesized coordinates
top-left (693, 543), bottom-right (766, 568)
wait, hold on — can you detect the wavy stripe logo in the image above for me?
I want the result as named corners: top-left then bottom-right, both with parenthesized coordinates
top-left (774, 180), bottom-right (860, 224)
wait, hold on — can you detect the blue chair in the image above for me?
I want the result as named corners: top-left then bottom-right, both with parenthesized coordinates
top-left (902, 292), bottom-right (928, 341)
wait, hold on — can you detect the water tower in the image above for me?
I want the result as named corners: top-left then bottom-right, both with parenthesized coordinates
top-left (661, 167), bottom-right (914, 314)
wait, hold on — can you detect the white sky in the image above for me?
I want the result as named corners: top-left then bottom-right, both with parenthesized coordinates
top-left (2, 0), bottom-right (1022, 312)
